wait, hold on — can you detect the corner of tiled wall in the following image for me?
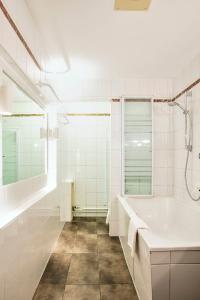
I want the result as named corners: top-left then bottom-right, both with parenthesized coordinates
top-left (110, 101), bottom-right (122, 236)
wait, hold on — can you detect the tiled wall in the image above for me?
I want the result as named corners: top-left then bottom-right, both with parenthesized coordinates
top-left (153, 102), bottom-right (174, 196)
top-left (58, 102), bottom-right (110, 216)
top-left (173, 54), bottom-right (200, 205)
top-left (54, 77), bottom-right (173, 102)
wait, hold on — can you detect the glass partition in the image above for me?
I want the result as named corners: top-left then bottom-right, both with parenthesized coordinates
top-left (0, 73), bottom-right (47, 185)
top-left (123, 98), bottom-right (152, 195)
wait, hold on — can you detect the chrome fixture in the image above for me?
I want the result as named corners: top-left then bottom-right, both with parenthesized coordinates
top-left (168, 100), bottom-right (192, 152)
top-left (168, 101), bottom-right (188, 114)
top-left (168, 93), bottom-right (200, 201)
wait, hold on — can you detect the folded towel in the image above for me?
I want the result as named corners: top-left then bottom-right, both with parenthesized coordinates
top-left (128, 212), bottom-right (149, 257)
top-left (106, 210), bottom-right (110, 224)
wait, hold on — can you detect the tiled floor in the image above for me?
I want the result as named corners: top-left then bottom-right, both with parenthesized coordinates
top-left (33, 217), bottom-right (138, 300)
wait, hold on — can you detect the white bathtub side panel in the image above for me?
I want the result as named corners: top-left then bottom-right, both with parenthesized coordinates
top-left (151, 265), bottom-right (170, 300)
top-left (119, 199), bottom-right (134, 278)
top-left (0, 189), bottom-right (63, 300)
top-left (134, 235), bottom-right (152, 300)
top-left (118, 197), bottom-right (152, 300)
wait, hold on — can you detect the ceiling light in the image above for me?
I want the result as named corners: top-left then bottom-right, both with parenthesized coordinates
top-left (114, 0), bottom-right (151, 11)
top-left (41, 56), bottom-right (69, 74)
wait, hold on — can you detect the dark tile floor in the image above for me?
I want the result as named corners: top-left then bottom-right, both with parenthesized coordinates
top-left (33, 217), bottom-right (138, 300)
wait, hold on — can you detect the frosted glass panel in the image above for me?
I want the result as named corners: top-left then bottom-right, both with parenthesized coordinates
top-left (123, 99), bottom-right (152, 195)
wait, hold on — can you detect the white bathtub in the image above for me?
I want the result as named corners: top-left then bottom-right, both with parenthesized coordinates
top-left (117, 196), bottom-right (200, 300)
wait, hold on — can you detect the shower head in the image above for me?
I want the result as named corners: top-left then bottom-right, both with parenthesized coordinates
top-left (168, 101), bottom-right (187, 113)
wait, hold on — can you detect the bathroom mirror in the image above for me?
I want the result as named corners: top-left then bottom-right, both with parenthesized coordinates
top-left (0, 73), bottom-right (47, 185)
top-left (123, 98), bottom-right (152, 196)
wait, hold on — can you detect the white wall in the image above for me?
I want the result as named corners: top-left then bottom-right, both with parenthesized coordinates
top-left (53, 77), bottom-right (173, 102)
top-left (173, 53), bottom-right (200, 205)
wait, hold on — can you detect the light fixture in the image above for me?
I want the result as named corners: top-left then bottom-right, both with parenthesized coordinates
top-left (41, 56), bottom-right (70, 74)
top-left (114, 0), bottom-right (151, 11)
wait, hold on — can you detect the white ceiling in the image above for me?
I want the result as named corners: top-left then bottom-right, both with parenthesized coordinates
top-left (26, 0), bottom-right (200, 81)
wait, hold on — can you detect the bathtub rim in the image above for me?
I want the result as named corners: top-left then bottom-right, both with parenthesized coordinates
top-left (117, 195), bottom-right (200, 251)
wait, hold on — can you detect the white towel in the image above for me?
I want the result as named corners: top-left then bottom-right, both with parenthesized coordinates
top-left (128, 212), bottom-right (149, 257)
top-left (106, 210), bottom-right (110, 224)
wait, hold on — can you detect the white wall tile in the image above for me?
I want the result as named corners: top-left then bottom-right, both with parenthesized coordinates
top-left (58, 104), bottom-right (110, 212)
